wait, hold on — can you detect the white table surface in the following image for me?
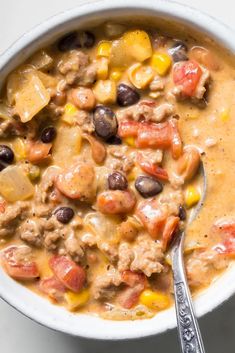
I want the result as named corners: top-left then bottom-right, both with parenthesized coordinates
top-left (0, 0), bottom-right (235, 351)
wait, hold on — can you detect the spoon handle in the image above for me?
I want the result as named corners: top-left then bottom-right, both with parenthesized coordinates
top-left (172, 231), bottom-right (206, 353)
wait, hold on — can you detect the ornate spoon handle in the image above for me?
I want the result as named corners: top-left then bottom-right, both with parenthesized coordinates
top-left (172, 231), bottom-right (206, 353)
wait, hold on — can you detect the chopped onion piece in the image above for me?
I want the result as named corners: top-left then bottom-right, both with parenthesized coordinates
top-left (0, 165), bottom-right (34, 202)
top-left (0, 103), bottom-right (12, 120)
top-left (36, 71), bottom-right (58, 89)
top-left (29, 50), bottom-right (53, 70)
top-left (84, 212), bottom-right (119, 242)
top-left (6, 65), bottom-right (34, 105)
top-left (53, 125), bottom-right (82, 167)
top-left (15, 73), bottom-right (50, 122)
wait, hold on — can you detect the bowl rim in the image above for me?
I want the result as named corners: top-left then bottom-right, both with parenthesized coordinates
top-left (0, 0), bottom-right (235, 340)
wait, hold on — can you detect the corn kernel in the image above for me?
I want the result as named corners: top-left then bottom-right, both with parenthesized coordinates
top-left (65, 289), bottom-right (90, 311)
top-left (93, 80), bottom-right (117, 104)
top-left (13, 138), bottom-right (27, 161)
top-left (96, 57), bottom-right (109, 80)
top-left (64, 103), bottom-right (78, 116)
top-left (62, 103), bottom-right (78, 125)
top-left (185, 186), bottom-right (201, 208)
top-left (123, 137), bottom-right (136, 147)
top-left (150, 52), bottom-right (172, 76)
top-left (139, 289), bottom-right (170, 310)
top-left (128, 63), bottom-right (154, 89)
top-left (97, 41), bottom-right (112, 57)
top-left (122, 30), bottom-right (153, 62)
top-left (220, 108), bottom-right (230, 122)
top-left (110, 68), bottom-right (123, 81)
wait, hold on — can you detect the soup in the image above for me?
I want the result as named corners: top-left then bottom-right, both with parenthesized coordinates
top-left (0, 20), bottom-right (234, 320)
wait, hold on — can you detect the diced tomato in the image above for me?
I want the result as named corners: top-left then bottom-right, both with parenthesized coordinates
top-left (119, 270), bottom-right (146, 309)
top-left (118, 119), bottom-right (182, 159)
top-left (27, 141), bottom-right (52, 164)
top-left (136, 200), bottom-right (168, 239)
top-left (213, 218), bottom-right (235, 236)
top-left (137, 153), bottom-right (168, 181)
top-left (136, 121), bottom-right (172, 149)
top-left (2, 246), bottom-right (39, 280)
top-left (212, 218), bottom-right (235, 256)
top-left (122, 270), bottom-right (146, 287)
top-left (162, 216), bottom-right (180, 251)
top-left (169, 119), bottom-right (182, 159)
top-left (97, 190), bottom-right (136, 214)
top-left (173, 60), bottom-right (202, 97)
top-left (118, 120), bottom-right (140, 138)
top-left (49, 255), bottom-right (86, 292)
top-left (39, 276), bottom-right (66, 301)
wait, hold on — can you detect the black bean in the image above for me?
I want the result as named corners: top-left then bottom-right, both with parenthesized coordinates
top-left (117, 84), bottom-right (140, 107)
top-left (41, 126), bottom-right (57, 143)
top-left (93, 106), bottom-right (118, 140)
top-left (0, 145), bottom-right (14, 166)
top-left (168, 41), bottom-right (188, 62)
top-left (178, 205), bottom-right (186, 220)
top-left (54, 207), bottom-right (74, 224)
top-left (79, 31), bottom-right (95, 48)
top-left (57, 32), bottom-right (79, 52)
top-left (57, 31), bottom-right (95, 52)
top-left (108, 172), bottom-right (128, 191)
top-left (0, 161), bottom-right (6, 171)
top-left (106, 135), bottom-right (122, 145)
top-left (135, 176), bottom-right (163, 198)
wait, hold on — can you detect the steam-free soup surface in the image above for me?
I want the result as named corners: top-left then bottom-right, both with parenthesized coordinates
top-left (0, 20), bottom-right (235, 320)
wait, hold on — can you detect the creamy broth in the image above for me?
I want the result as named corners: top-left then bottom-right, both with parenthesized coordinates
top-left (0, 20), bottom-right (234, 320)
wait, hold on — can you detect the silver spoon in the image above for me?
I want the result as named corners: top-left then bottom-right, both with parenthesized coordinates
top-left (171, 162), bottom-right (207, 353)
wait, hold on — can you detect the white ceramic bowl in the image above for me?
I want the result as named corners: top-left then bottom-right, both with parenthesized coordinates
top-left (0, 0), bottom-right (235, 340)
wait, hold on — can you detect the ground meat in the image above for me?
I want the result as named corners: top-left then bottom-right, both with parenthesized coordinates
top-left (138, 149), bottom-right (163, 164)
top-left (92, 267), bottom-right (122, 300)
top-left (9, 245), bottom-right (33, 263)
top-left (36, 166), bottom-right (60, 204)
top-left (118, 235), bottom-right (164, 277)
top-left (158, 189), bottom-right (184, 215)
top-left (43, 216), bottom-right (63, 250)
top-left (75, 110), bottom-right (94, 133)
top-left (0, 202), bottom-right (29, 238)
top-left (31, 204), bottom-right (54, 218)
top-left (117, 101), bottom-right (174, 123)
top-left (19, 216), bottom-right (62, 250)
top-left (0, 117), bottom-right (27, 138)
top-left (118, 243), bottom-right (134, 272)
top-left (45, 102), bottom-right (65, 118)
top-left (98, 241), bottom-right (118, 263)
top-left (149, 77), bottom-right (165, 91)
top-left (20, 218), bottom-right (43, 247)
top-left (109, 147), bottom-right (136, 173)
top-left (64, 233), bottom-right (85, 263)
top-left (57, 50), bottom-right (96, 86)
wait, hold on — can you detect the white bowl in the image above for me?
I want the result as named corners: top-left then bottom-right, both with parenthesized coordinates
top-left (0, 0), bottom-right (235, 340)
